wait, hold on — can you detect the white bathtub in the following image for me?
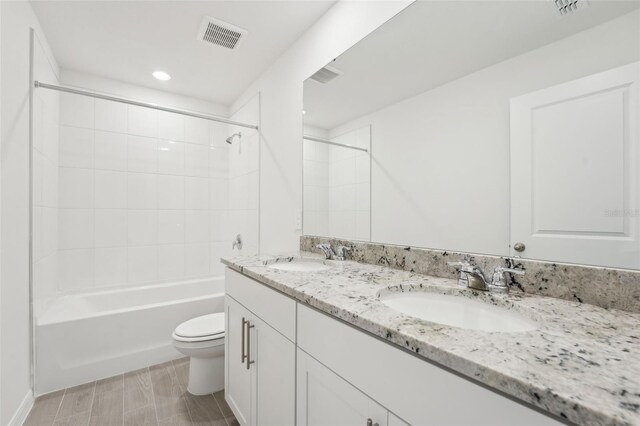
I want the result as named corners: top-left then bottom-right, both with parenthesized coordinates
top-left (35, 277), bottom-right (224, 394)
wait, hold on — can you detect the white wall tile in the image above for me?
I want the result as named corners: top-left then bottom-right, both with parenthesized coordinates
top-left (127, 210), bottom-right (158, 246)
top-left (127, 246), bottom-right (158, 284)
top-left (59, 126), bottom-right (94, 168)
top-left (158, 210), bottom-right (184, 244)
top-left (95, 99), bottom-right (127, 133)
top-left (58, 249), bottom-right (94, 291)
top-left (185, 243), bottom-right (209, 277)
top-left (94, 209), bottom-right (127, 247)
top-left (185, 117), bottom-right (209, 145)
top-left (209, 178), bottom-right (228, 211)
top-left (127, 173), bottom-right (157, 209)
top-left (158, 111), bottom-right (184, 141)
top-left (59, 209), bottom-right (93, 249)
top-left (59, 168), bottom-right (94, 208)
top-left (210, 242), bottom-right (227, 276)
top-left (94, 247), bottom-right (127, 287)
top-left (94, 131), bottom-right (127, 171)
top-left (33, 255), bottom-right (58, 299)
top-left (95, 170), bottom-right (127, 209)
top-left (158, 140), bottom-right (185, 175)
top-left (157, 175), bottom-right (184, 209)
top-left (127, 105), bottom-right (158, 137)
top-left (185, 177), bottom-right (209, 210)
top-left (128, 135), bottom-right (158, 173)
top-left (185, 144), bottom-right (209, 177)
top-left (33, 151), bottom-right (45, 206)
top-left (185, 210), bottom-right (209, 243)
top-left (209, 146), bottom-right (229, 178)
top-left (158, 244), bottom-right (185, 281)
top-left (209, 211), bottom-right (229, 242)
top-left (60, 92), bottom-right (94, 128)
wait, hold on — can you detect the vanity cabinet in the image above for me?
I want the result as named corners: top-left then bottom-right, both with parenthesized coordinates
top-left (225, 268), bottom-right (562, 426)
top-left (297, 348), bottom-right (388, 426)
top-left (225, 270), bottom-right (296, 426)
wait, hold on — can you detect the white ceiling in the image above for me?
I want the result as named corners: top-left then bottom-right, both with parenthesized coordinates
top-left (31, 0), bottom-right (335, 106)
top-left (304, 0), bottom-right (640, 130)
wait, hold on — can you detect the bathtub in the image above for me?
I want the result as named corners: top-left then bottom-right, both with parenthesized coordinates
top-left (35, 277), bottom-right (224, 394)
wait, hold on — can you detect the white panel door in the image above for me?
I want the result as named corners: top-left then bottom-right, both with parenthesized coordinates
top-left (510, 62), bottom-right (640, 268)
top-left (251, 315), bottom-right (296, 426)
top-left (225, 296), bottom-right (252, 426)
top-left (297, 349), bottom-right (388, 426)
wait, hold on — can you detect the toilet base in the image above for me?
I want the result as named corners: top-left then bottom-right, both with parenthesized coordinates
top-left (187, 355), bottom-right (225, 396)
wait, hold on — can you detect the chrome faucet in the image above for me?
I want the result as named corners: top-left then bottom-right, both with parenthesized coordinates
top-left (447, 261), bottom-right (524, 294)
top-left (316, 243), bottom-right (351, 261)
top-left (232, 234), bottom-right (243, 250)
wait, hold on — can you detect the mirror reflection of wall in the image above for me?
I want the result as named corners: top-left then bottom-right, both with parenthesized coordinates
top-left (303, 1), bottom-right (640, 270)
top-left (303, 126), bottom-right (370, 241)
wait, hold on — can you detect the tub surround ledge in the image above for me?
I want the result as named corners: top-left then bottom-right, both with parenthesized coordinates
top-left (221, 252), bottom-right (640, 426)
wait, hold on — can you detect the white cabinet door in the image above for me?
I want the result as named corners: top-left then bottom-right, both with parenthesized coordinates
top-left (297, 348), bottom-right (388, 426)
top-left (510, 62), bottom-right (640, 269)
top-left (225, 296), bottom-right (252, 426)
top-left (251, 315), bottom-right (295, 426)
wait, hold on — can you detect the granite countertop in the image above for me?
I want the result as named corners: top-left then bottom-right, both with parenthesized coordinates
top-left (221, 252), bottom-right (640, 426)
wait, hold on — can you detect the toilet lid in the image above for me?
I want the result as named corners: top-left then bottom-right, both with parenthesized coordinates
top-left (174, 313), bottom-right (225, 339)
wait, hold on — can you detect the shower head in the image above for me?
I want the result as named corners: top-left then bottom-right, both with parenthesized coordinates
top-left (226, 132), bottom-right (242, 144)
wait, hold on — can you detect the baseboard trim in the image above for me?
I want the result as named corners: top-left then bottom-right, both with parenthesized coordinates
top-left (8, 390), bottom-right (34, 426)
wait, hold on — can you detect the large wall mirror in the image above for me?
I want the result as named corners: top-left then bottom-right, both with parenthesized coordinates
top-left (303, 0), bottom-right (640, 270)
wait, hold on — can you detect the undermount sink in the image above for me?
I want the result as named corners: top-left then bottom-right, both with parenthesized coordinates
top-left (378, 291), bottom-right (538, 333)
top-left (266, 259), bottom-right (332, 272)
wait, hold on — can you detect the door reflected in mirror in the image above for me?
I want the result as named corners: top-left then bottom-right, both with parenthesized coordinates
top-left (302, 0), bottom-right (640, 270)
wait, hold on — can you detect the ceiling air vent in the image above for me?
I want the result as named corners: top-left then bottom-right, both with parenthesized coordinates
top-left (549, 0), bottom-right (589, 17)
top-left (197, 16), bottom-right (247, 50)
top-left (309, 65), bottom-right (343, 84)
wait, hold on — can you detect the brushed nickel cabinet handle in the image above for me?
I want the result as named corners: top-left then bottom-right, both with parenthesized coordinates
top-left (246, 321), bottom-right (255, 370)
top-left (241, 317), bottom-right (248, 363)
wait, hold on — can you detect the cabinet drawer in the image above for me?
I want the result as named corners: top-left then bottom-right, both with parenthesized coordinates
top-left (297, 304), bottom-right (561, 426)
top-left (226, 268), bottom-right (296, 342)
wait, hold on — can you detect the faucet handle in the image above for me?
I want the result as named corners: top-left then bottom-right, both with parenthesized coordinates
top-left (335, 246), bottom-right (351, 260)
top-left (447, 261), bottom-right (471, 287)
top-left (494, 266), bottom-right (525, 276)
top-left (490, 266), bottom-right (525, 293)
top-left (316, 243), bottom-right (335, 259)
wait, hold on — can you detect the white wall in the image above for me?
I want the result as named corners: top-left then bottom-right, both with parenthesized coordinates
top-left (53, 80), bottom-right (231, 296)
top-left (231, 0), bottom-right (413, 253)
top-left (328, 9), bottom-right (640, 255)
top-left (0, 1), bottom-right (58, 422)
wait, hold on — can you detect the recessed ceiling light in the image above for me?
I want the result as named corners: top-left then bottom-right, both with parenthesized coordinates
top-left (152, 71), bottom-right (171, 81)
top-left (302, 110), bottom-right (307, 115)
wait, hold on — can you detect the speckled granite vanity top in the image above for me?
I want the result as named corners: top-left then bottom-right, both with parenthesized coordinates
top-left (221, 253), bottom-right (640, 426)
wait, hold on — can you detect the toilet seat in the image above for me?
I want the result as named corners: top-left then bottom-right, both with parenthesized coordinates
top-left (173, 313), bottom-right (225, 343)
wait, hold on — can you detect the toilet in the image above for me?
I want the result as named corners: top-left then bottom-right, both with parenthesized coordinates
top-left (172, 313), bottom-right (225, 395)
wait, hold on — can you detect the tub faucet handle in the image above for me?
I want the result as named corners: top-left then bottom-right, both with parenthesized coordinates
top-left (232, 234), bottom-right (243, 250)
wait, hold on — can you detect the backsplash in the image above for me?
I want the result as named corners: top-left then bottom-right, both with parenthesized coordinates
top-left (300, 236), bottom-right (640, 313)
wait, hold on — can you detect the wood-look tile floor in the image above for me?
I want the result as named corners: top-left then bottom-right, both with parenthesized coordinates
top-left (24, 358), bottom-right (239, 426)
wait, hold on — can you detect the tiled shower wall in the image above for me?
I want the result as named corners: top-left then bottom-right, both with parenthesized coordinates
top-left (32, 40), bottom-right (60, 301)
top-left (227, 95), bottom-right (260, 255)
top-left (55, 92), bottom-right (232, 293)
top-left (304, 125), bottom-right (370, 240)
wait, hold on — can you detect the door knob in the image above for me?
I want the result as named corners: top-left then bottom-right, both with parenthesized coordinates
top-left (513, 242), bottom-right (525, 252)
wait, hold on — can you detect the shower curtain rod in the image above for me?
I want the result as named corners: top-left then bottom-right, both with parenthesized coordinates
top-left (303, 134), bottom-right (368, 153)
top-left (34, 80), bottom-right (259, 130)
